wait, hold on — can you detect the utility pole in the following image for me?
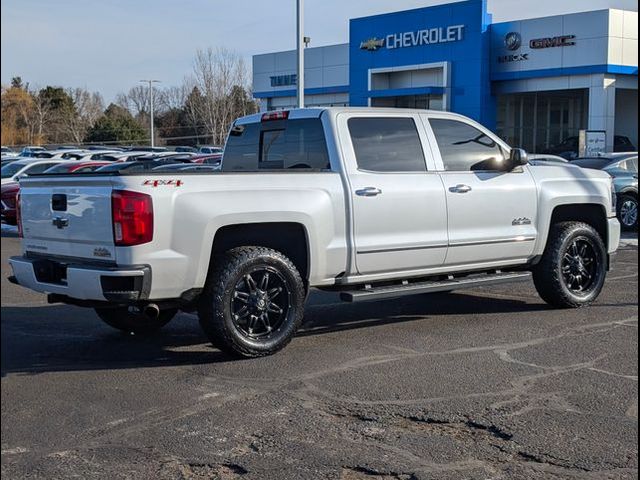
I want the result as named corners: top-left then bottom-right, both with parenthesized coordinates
top-left (296, 0), bottom-right (305, 108)
top-left (140, 79), bottom-right (160, 147)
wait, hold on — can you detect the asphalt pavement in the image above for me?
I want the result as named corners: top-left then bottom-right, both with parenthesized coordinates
top-left (1, 229), bottom-right (638, 480)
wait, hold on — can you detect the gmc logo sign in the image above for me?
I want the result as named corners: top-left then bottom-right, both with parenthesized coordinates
top-left (143, 179), bottom-right (184, 187)
top-left (530, 35), bottom-right (576, 49)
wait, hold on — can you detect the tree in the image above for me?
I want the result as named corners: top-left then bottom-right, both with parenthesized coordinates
top-left (85, 103), bottom-right (147, 145)
top-left (192, 47), bottom-right (255, 145)
top-left (61, 88), bottom-right (104, 144)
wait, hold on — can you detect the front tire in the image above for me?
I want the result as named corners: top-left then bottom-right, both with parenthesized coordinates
top-left (95, 307), bottom-right (177, 334)
top-left (532, 222), bottom-right (607, 309)
top-left (617, 194), bottom-right (638, 231)
top-left (198, 247), bottom-right (306, 358)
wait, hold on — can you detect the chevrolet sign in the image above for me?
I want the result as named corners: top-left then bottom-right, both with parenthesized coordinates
top-left (361, 24), bottom-right (465, 51)
top-left (360, 38), bottom-right (385, 51)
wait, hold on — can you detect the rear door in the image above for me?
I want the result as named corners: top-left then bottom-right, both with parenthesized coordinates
top-left (424, 114), bottom-right (538, 267)
top-left (337, 113), bottom-right (448, 276)
top-left (19, 176), bottom-right (116, 260)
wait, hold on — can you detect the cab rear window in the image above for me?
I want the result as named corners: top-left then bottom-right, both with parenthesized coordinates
top-left (223, 118), bottom-right (330, 171)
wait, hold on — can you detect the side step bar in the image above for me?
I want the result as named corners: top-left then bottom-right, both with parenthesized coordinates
top-left (340, 271), bottom-right (532, 303)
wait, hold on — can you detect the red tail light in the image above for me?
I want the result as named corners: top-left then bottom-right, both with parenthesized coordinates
top-left (111, 190), bottom-right (153, 246)
top-left (261, 111), bottom-right (289, 122)
top-left (16, 191), bottom-right (23, 238)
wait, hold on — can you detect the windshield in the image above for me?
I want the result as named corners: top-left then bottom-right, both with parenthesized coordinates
top-left (1, 163), bottom-right (25, 178)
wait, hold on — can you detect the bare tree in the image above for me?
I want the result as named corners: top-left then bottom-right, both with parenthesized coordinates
top-left (192, 47), bottom-right (252, 145)
top-left (62, 88), bottom-right (105, 144)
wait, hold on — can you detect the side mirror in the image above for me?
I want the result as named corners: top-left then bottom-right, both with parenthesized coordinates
top-left (510, 148), bottom-right (529, 168)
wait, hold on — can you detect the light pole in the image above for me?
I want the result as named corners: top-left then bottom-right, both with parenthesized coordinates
top-left (296, 0), bottom-right (305, 108)
top-left (140, 79), bottom-right (160, 147)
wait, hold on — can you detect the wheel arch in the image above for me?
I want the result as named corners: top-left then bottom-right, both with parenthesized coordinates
top-left (534, 203), bottom-right (610, 258)
top-left (206, 222), bottom-right (311, 286)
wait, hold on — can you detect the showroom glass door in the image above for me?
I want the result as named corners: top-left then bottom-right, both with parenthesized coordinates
top-left (496, 89), bottom-right (588, 154)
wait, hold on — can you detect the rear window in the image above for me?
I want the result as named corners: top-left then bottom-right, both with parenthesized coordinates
top-left (223, 118), bottom-right (330, 171)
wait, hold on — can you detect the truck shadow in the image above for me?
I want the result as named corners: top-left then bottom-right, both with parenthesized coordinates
top-left (0, 290), bottom-right (627, 377)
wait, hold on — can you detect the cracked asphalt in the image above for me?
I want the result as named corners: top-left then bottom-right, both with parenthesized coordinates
top-left (1, 230), bottom-right (638, 480)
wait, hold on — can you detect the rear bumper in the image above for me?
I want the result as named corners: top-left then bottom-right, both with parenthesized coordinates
top-left (9, 256), bottom-right (151, 302)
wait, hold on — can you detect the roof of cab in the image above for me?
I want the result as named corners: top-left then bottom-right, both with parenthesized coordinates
top-left (233, 107), bottom-right (470, 126)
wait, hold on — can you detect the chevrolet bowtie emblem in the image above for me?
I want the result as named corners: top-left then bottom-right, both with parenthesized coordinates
top-left (360, 37), bottom-right (385, 51)
top-left (52, 216), bottom-right (69, 229)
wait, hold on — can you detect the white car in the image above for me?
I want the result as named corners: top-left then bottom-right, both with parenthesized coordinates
top-left (1, 146), bottom-right (19, 158)
top-left (198, 145), bottom-right (224, 155)
top-left (1, 158), bottom-right (71, 184)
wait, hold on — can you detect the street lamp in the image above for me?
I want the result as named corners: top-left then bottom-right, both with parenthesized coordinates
top-left (140, 79), bottom-right (161, 147)
top-left (296, 0), bottom-right (305, 108)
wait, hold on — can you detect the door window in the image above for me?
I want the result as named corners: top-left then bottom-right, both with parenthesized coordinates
top-left (429, 119), bottom-right (505, 172)
top-left (348, 117), bottom-right (426, 172)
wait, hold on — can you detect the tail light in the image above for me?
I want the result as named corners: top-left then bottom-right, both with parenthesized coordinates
top-left (16, 191), bottom-right (23, 238)
top-left (111, 190), bottom-right (153, 246)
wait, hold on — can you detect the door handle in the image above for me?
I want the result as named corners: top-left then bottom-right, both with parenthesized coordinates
top-left (356, 187), bottom-right (383, 197)
top-left (449, 184), bottom-right (472, 194)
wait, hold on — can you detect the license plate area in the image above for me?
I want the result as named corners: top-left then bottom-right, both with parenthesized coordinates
top-left (33, 259), bottom-right (68, 285)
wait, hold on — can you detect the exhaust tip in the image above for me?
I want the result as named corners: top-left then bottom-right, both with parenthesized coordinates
top-left (143, 304), bottom-right (160, 320)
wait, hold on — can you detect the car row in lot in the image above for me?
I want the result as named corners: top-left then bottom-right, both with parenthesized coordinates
top-left (0, 145), bottom-right (637, 230)
top-left (1, 149), bottom-right (223, 225)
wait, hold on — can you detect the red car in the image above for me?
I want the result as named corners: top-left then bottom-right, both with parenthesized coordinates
top-left (191, 154), bottom-right (222, 165)
top-left (43, 161), bottom-right (112, 174)
top-left (1, 182), bottom-right (20, 225)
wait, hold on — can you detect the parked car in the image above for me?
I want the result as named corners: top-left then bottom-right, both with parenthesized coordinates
top-left (173, 146), bottom-right (199, 153)
top-left (152, 163), bottom-right (221, 172)
top-left (124, 146), bottom-right (168, 153)
top-left (99, 152), bottom-right (150, 163)
top-left (43, 161), bottom-right (113, 174)
top-left (1, 159), bottom-right (70, 185)
top-left (1, 146), bottom-right (18, 158)
top-left (191, 154), bottom-right (223, 166)
top-left (94, 158), bottom-right (186, 173)
top-left (9, 108), bottom-right (621, 358)
top-left (19, 146), bottom-right (47, 157)
top-left (198, 145), bottom-right (224, 155)
top-left (1, 157), bottom-right (25, 168)
top-left (546, 135), bottom-right (638, 160)
top-left (572, 154), bottom-right (638, 230)
top-left (0, 181), bottom-right (20, 225)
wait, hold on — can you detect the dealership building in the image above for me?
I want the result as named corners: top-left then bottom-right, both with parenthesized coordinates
top-left (252, 0), bottom-right (638, 153)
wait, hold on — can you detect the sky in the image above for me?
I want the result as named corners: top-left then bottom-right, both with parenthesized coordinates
top-left (1, 0), bottom-right (637, 102)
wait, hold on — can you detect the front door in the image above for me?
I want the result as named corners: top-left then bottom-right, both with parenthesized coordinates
top-left (425, 115), bottom-right (538, 267)
top-left (338, 113), bottom-right (449, 276)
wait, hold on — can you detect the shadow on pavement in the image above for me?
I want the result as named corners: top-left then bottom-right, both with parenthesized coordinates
top-left (0, 290), bottom-right (554, 377)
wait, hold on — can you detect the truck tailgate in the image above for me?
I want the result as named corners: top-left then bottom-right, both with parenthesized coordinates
top-left (19, 176), bottom-right (116, 260)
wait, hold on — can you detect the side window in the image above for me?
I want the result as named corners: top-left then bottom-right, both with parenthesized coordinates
top-left (348, 117), bottom-right (426, 172)
top-left (223, 123), bottom-right (261, 171)
top-left (429, 119), bottom-right (505, 172)
top-left (259, 119), bottom-right (330, 170)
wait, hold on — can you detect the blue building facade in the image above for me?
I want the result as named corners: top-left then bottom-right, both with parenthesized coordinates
top-left (253, 1), bottom-right (638, 152)
top-left (349, 0), bottom-right (495, 127)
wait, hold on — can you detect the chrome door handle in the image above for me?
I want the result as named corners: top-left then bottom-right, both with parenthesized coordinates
top-left (356, 187), bottom-right (383, 197)
top-left (449, 184), bottom-right (472, 194)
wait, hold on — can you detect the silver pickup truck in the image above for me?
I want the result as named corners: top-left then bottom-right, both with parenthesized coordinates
top-left (9, 108), bottom-right (621, 357)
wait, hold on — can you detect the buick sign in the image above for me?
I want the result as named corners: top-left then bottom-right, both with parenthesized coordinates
top-left (504, 32), bottom-right (522, 51)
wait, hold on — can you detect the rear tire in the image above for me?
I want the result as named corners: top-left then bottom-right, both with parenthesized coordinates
top-left (95, 307), bottom-right (177, 334)
top-left (198, 247), bottom-right (306, 358)
top-left (617, 194), bottom-right (638, 231)
top-left (532, 222), bottom-right (607, 309)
